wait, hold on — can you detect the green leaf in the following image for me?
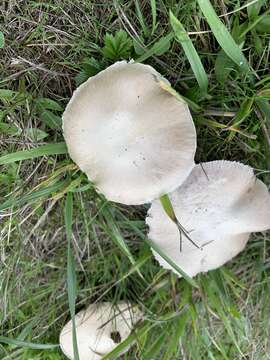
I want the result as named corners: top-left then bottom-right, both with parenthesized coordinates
top-left (0, 142), bottom-right (67, 165)
top-left (135, 32), bottom-right (174, 63)
top-left (0, 31), bottom-right (4, 49)
top-left (215, 50), bottom-right (236, 84)
top-left (255, 15), bottom-right (270, 33)
top-left (227, 97), bottom-right (254, 140)
top-left (197, 0), bottom-right (251, 74)
top-left (0, 122), bottom-right (21, 136)
top-left (0, 336), bottom-right (58, 350)
top-left (40, 110), bottom-right (62, 129)
top-left (247, 0), bottom-right (267, 19)
top-left (35, 97), bottom-right (63, 112)
top-left (102, 31), bottom-right (133, 61)
top-left (160, 194), bottom-right (177, 222)
top-left (75, 57), bottom-right (103, 86)
top-left (152, 35), bottom-right (172, 56)
top-left (65, 193), bottom-right (80, 360)
top-left (0, 89), bottom-right (17, 100)
top-left (170, 11), bottom-right (208, 95)
top-left (25, 128), bottom-right (49, 141)
top-left (230, 97), bottom-right (254, 127)
top-left (255, 98), bottom-right (270, 124)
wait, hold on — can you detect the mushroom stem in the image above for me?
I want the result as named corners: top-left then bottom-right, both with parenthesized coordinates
top-left (159, 194), bottom-right (202, 251)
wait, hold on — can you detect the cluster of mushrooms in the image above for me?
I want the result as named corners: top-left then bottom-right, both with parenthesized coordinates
top-left (60, 61), bottom-right (270, 359)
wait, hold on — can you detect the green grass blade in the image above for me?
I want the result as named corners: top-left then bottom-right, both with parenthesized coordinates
top-left (143, 332), bottom-right (166, 360)
top-left (0, 180), bottom-right (66, 211)
top-left (158, 78), bottom-right (201, 112)
top-left (65, 192), bottom-right (80, 360)
top-left (102, 323), bottom-right (154, 360)
top-left (256, 98), bottom-right (270, 124)
top-left (0, 31), bottom-right (4, 48)
top-left (170, 11), bottom-right (208, 94)
top-left (160, 194), bottom-right (177, 222)
top-left (0, 336), bottom-right (58, 350)
top-left (145, 236), bottom-right (199, 288)
top-left (150, 0), bottom-right (157, 34)
top-left (0, 142), bottom-right (67, 165)
top-left (197, 0), bottom-right (251, 74)
top-left (164, 311), bottom-right (190, 360)
top-left (101, 207), bottom-right (139, 268)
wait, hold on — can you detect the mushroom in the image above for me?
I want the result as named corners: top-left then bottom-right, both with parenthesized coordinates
top-left (146, 160), bottom-right (270, 277)
top-left (63, 61), bottom-right (196, 205)
top-left (59, 302), bottom-right (143, 360)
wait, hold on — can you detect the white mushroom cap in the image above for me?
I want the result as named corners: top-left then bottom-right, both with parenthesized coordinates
top-left (146, 161), bottom-right (270, 277)
top-left (59, 302), bottom-right (142, 360)
top-left (63, 61), bottom-right (196, 205)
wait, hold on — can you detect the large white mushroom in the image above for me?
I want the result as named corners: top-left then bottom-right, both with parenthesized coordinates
top-left (146, 160), bottom-right (270, 277)
top-left (59, 302), bottom-right (142, 360)
top-left (63, 61), bottom-right (196, 205)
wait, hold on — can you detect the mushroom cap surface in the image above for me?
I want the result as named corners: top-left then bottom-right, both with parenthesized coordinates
top-left (146, 160), bottom-right (270, 277)
top-left (63, 61), bottom-right (196, 205)
top-left (59, 302), bottom-right (142, 360)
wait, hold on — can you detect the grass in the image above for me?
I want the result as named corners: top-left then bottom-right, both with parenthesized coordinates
top-left (0, 0), bottom-right (270, 359)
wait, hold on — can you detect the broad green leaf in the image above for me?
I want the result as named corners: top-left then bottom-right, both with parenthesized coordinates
top-left (102, 31), bottom-right (133, 61)
top-left (255, 98), bottom-right (270, 124)
top-left (0, 89), bottom-right (17, 100)
top-left (35, 97), bottom-right (63, 111)
top-left (75, 57), bottom-right (103, 86)
top-left (152, 35), bottom-right (172, 56)
top-left (255, 15), bottom-right (270, 33)
top-left (40, 110), bottom-right (62, 129)
top-left (197, 0), bottom-right (251, 74)
top-left (0, 142), bottom-right (67, 165)
top-left (0, 122), bottom-right (21, 135)
top-left (170, 11), bottom-right (208, 95)
top-left (135, 32), bottom-right (174, 63)
top-left (25, 128), bottom-right (49, 141)
top-left (215, 50), bottom-right (236, 84)
top-left (247, 0), bottom-right (267, 19)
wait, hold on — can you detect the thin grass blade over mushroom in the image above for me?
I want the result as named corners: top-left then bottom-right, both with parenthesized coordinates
top-left (59, 302), bottom-right (143, 360)
top-left (146, 161), bottom-right (270, 278)
top-left (63, 61), bottom-right (196, 205)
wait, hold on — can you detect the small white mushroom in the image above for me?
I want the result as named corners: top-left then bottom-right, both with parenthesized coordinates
top-left (146, 160), bottom-right (270, 277)
top-left (59, 302), bottom-right (142, 360)
top-left (63, 61), bottom-right (196, 205)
